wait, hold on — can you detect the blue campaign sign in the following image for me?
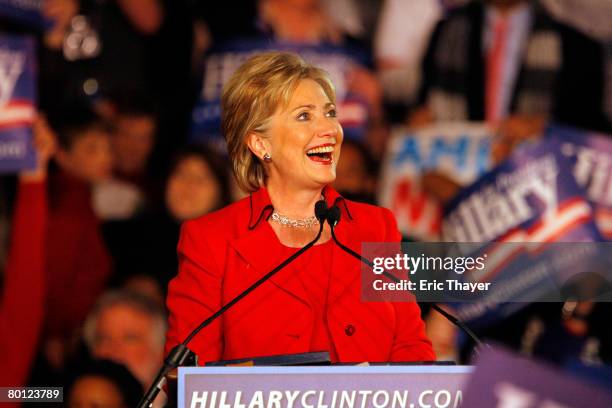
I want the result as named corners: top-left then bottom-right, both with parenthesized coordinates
top-left (441, 140), bottom-right (602, 327)
top-left (0, 33), bottom-right (37, 174)
top-left (442, 140), bottom-right (600, 243)
top-left (391, 133), bottom-right (490, 176)
top-left (462, 346), bottom-right (612, 408)
top-left (547, 124), bottom-right (612, 240)
top-left (0, 0), bottom-right (47, 29)
top-left (191, 37), bottom-right (370, 148)
top-left (378, 122), bottom-right (492, 241)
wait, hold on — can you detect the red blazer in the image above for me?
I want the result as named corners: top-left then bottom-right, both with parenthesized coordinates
top-left (165, 186), bottom-right (435, 363)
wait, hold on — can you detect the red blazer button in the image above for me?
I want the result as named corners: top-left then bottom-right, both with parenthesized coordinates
top-left (344, 324), bottom-right (356, 336)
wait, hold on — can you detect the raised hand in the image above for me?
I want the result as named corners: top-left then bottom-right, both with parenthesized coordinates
top-left (20, 114), bottom-right (57, 181)
top-left (42, 0), bottom-right (79, 49)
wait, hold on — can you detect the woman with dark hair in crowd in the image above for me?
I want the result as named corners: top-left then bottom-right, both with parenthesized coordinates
top-left (165, 144), bottom-right (232, 221)
top-left (332, 138), bottom-right (378, 205)
top-left (102, 143), bottom-right (231, 297)
top-left (65, 359), bottom-right (143, 408)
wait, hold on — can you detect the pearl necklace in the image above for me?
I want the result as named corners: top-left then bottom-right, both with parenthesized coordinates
top-left (270, 211), bottom-right (320, 228)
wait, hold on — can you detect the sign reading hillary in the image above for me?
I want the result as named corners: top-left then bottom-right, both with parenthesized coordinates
top-left (548, 125), bottom-right (612, 240)
top-left (378, 122), bottom-right (492, 240)
top-left (0, 34), bottom-right (36, 174)
top-left (462, 346), bottom-right (612, 408)
top-left (191, 38), bottom-right (369, 148)
top-left (442, 140), bottom-right (599, 243)
top-left (440, 140), bottom-right (603, 327)
top-left (0, 0), bottom-right (46, 28)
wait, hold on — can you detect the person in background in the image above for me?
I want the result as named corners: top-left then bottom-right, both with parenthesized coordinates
top-left (332, 138), bottom-right (377, 204)
top-left (112, 103), bottom-right (157, 186)
top-left (374, 0), bottom-right (446, 112)
top-left (101, 144), bottom-right (231, 293)
top-left (410, 0), bottom-right (611, 364)
top-left (165, 145), bottom-right (231, 222)
top-left (193, 0), bottom-right (386, 161)
top-left (376, 0), bottom-right (474, 125)
top-left (258, 0), bottom-right (387, 158)
top-left (541, 0), bottom-right (612, 42)
top-left (0, 117), bottom-right (54, 395)
top-left (412, 0), bottom-right (610, 156)
top-left (39, 0), bottom-right (164, 108)
top-left (39, 0), bottom-right (193, 179)
top-left (42, 108), bottom-right (113, 372)
top-left (401, 0), bottom-right (611, 232)
top-left (40, 0), bottom-right (79, 49)
top-left (118, 274), bottom-right (166, 308)
top-left (155, 144), bottom-right (231, 287)
top-left (82, 291), bottom-right (166, 389)
top-left (540, 0), bottom-right (612, 130)
top-left (94, 96), bottom-right (159, 221)
top-left (257, 0), bottom-right (346, 44)
top-left (65, 359), bottom-right (143, 408)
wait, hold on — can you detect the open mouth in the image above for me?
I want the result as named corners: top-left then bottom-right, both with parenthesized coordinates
top-left (306, 144), bottom-right (334, 164)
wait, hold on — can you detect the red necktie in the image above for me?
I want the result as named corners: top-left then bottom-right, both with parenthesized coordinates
top-left (486, 16), bottom-right (509, 123)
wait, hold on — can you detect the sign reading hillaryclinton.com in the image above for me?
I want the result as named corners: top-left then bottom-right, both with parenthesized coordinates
top-left (179, 366), bottom-right (472, 408)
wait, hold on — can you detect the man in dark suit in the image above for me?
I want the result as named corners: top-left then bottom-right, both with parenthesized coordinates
top-left (411, 0), bottom-right (610, 146)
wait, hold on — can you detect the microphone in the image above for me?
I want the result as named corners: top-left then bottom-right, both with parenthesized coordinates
top-left (138, 200), bottom-right (329, 408)
top-left (325, 205), bottom-right (485, 350)
top-left (314, 199), bottom-right (330, 222)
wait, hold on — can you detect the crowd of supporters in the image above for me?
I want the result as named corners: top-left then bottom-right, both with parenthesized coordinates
top-left (1, 0), bottom-right (611, 406)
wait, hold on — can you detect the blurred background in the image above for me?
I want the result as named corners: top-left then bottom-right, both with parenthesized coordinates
top-left (1, 0), bottom-right (611, 406)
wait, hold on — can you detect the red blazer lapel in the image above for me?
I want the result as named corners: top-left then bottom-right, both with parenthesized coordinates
top-left (228, 186), bottom-right (361, 310)
top-left (229, 224), bottom-right (310, 307)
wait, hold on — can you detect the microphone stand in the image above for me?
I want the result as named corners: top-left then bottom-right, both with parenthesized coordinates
top-left (137, 201), bottom-right (329, 408)
top-left (326, 206), bottom-right (485, 349)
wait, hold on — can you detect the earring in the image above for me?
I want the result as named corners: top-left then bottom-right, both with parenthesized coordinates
top-left (263, 153), bottom-right (272, 162)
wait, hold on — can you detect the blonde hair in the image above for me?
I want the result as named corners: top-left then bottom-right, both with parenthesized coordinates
top-left (221, 51), bottom-right (336, 192)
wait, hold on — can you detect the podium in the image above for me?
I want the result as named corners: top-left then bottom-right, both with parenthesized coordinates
top-left (178, 365), bottom-right (473, 408)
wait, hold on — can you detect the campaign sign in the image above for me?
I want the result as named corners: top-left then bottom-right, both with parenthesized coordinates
top-left (179, 365), bottom-right (472, 408)
top-left (0, 33), bottom-right (36, 174)
top-left (440, 140), bottom-right (602, 327)
top-left (547, 125), bottom-right (612, 240)
top-left (378, 122), bottom-right (492, 240)
top-left (0, 0), bottom-right (47, 29)
top-left (462, 346), bottom-right (612, 407)
top-left (191, 38), bottom-right (369, 149)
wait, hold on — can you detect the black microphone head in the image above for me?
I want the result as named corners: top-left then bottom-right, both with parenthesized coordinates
top-left (315, 200), bottom-right (329, 222)
top-left (327, 205), bottom-right (341, 227)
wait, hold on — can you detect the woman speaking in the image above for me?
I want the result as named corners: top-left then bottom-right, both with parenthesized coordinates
top-left (165, 52), bottom-right (434, 363)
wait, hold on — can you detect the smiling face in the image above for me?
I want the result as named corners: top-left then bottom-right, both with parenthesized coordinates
top-left (249, 79), bottom-right (343, 191)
